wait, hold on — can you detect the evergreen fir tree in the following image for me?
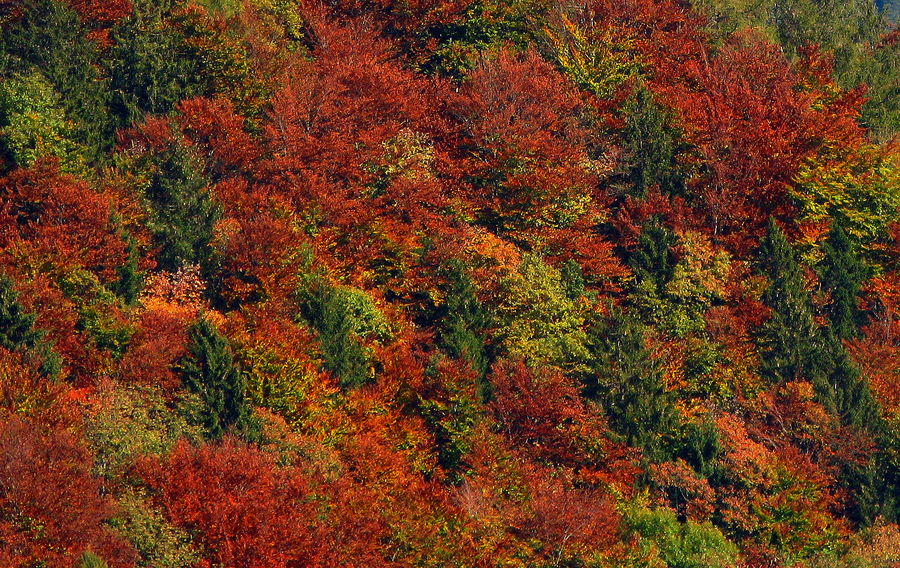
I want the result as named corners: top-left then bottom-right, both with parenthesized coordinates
top-left (756, 219), bottom-right (826, 385)
top-left (0, 0), bottom-right (113, 162)
top-left (583, 306), bottom-right (678, 462)
top-left (560, 259), bottom-right (586, 302)
top-left (0, 276), bottom-right (41, 352)
top-left (820, 221), bottom-right (867, 340)
top-left (630, 219), bottom-right (678, 292)
top-left (147, 141), bottom-right (221, 275)
top-left (108, 0), bottom-right (205, 128)
top-left (622, 87), bottom-right (687, 197)
top-left (112, 233), bottom-right (143, 305)
top-left (179, 318), bottom-right (258, 441)
top-left (299, 282), bottom-right (372, 389)
top-left (823, 335), bottom-right (880, 430)
top-left (0, 276), bottom-right (61, 377)
top-left (436, 260), bottom-right (490, 377)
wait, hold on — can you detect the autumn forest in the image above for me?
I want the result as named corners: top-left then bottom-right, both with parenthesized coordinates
top-left (0, 0), bottom-right (898, 566)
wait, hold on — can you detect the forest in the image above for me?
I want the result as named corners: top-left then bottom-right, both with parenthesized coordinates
top-left (0, 0), bottom-right (898, 566)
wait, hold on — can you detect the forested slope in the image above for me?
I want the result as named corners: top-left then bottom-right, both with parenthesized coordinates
top-left (0, 0), bottom-right (898, 566)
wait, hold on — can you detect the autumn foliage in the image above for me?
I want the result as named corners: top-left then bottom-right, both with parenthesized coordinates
top-left (0, 0), bottom-right (897, 566)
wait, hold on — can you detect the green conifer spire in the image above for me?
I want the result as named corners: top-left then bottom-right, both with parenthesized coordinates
top-left (437, 260), bottom-right (490, 376)
top-left (180, 318), bottom-right (258, 440)
top-left (0, 276), bottom-right (40, 352)
top-left (757, 219), bottom-right (824, 385)
top-left (820, 221), bottom-right (867, 340)
top-left (0, 276), bottom-right (62, 377)
top-left (584, 306), bottom-right (678, 462)
top-left (630, 219), bottom-right (678, 292)
top-left (299, 283), bottom-right (372, 389)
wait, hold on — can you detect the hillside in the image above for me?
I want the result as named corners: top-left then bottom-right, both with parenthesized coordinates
top-left (0, 0), bottom-right (898, 566)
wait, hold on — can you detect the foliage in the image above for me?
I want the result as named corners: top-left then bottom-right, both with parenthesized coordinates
top-left (0, 0), bottom-right (896, 563)
top-left (583, 306), bottom-right (679, 463)
top-left (142, 139), bottom-right (220, 274)
top-left (0, 275), bottom-right (61, 377)
top-left (0, 0), bottom-right (113, 162)
top-left (495, 253), bottom-right (589, 372)
top-left (757, 219), bottom-right (827, 385)
top-left (0, 71), bottom-right (88, 174)
top-left (820, 221), bottom-right (869, 339)
top-left (109, 489), bottom-right (200, 568)
top-left (178, 317), bottom-right (259, 441)
top-left (297, 278), bottom-right (379, 388)
top-left (623, 500), bottom-right (740, 568)
top-left (0, 414), bottom-right (136, 566)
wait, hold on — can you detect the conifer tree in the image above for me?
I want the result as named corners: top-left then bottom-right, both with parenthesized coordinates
top-left (560, 259), bottom-right (586, 302)
top-left (622, 88), bottom-right (686, 197)
top-left (0, 0), bottom-right (113, 162)
top-left (820, 221), bottom-right (867, 340)
top-left (0, 276), bottom-right (41, 352)
top-left (298, 282), bottom-right (372, 389)
top-left (179, 318), bottom-right (258, 441)
top-left (756, 219), bottom-right (826, 385)
top-left (630, 219), bottom-right (678, 292)
top-left (436, 260), bottom-right (490, 377)
top-left (583, 307), bottom-right (678, 462)
top-left (757, 221), bottom-right (878, 430)
top-left (112, 234), bottom-right (143, 306)
top-left (147, 141), bottom-right (220, 275)
top-left (108, 0), bottom-right (204, 128)
top-left (823, 336), bottom-right (879, 430)
top-left (0, 276), bottom-right (61, 377)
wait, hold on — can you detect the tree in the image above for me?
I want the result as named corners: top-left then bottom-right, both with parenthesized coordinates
top-left (495, 253), bottom-right (589, 372)
top-left (434, 260), bottom-right (490, 376)
top-left (0, 414), bottom-right (136, 567)
top-left (583, 307), bottom-right (678, 462)
top-left (0, 276), bottom-right (41, 352)
top-left (621, 87), bottom-right (687, 198)
top-left (756, 219), bottom-right (826, 385)
top-left (0, 162), bottom-right (129, 284)
top-left (490, 359), bottom-right (607, 465)
top-left (297, 280), bottom-right (373, 389)
top-left (820, 221), bottom-right (868, 340)
top-left (178, 318), bottom-right (258, 441)
top-left (0, 71), bottom-right (89, 175)
top-left (630, 219), bottom-right (678, 295)
top-left (138, 438), bottom-right (319, 567)
top-left (107, 0), bottom-right (204, 128)
top-left (144, 140), bottom-right (220, 275)
top-left (822, 337), bottom-right (879, 431)
top-left (1, 0), bottom-right (113, 162)
top-left (0, 276), bottom-right (61, 378)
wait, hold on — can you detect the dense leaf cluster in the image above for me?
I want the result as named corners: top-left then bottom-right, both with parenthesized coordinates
top-left (0, 0), bottom-right (897, 566)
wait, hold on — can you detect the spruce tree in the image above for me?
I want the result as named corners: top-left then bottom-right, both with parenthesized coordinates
top-left (0, 276), bottom-right (61, 377)
top-left (1, 0), bottom-right (113, 162)
top-left (108, 0), bottom-right (205, 128)
top-left (112, 234), bottom-right (143, 305)
top-left (756, 219), bottom-right (825, 385)
top-left (583, 307), bottom-right (678, 462)
top-left (622, 87), bottom-right (687, 197)
top-left (436, 260), bottom-right (490, 377)
top-left (0, 276), bottom-right (41, 352)
top-left (179, 318), bottom-right (258, 441)
top-left (146, 142), bottom-right (220, 275)
top-left (299, 282), bottom-right (372, 389)
top-left (560, 259), bottom-right (586, 302)
top-left (820, 221), bottom-right (867, 340)
top-left (822, 335), bottom-right (879, 430)
top-left (630, 219), bottom-right (678, 292)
